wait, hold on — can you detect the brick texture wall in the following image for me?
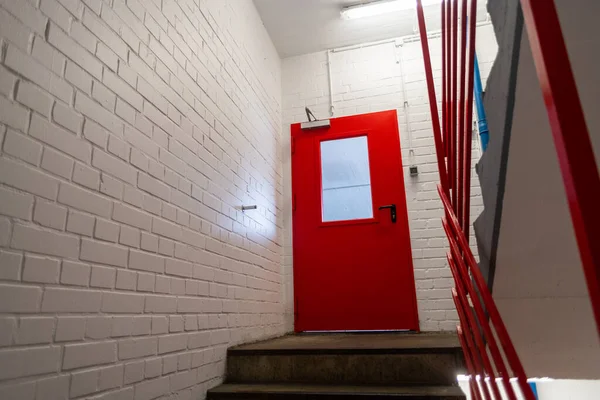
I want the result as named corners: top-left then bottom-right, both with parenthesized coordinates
top-left (281, 25), bottom-right (498, 331)
top-left (0, 0), bottom-right (284, 399)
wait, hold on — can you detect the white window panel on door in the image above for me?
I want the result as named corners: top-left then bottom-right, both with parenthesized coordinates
top-left (320, 136), bottom-right (373, 222)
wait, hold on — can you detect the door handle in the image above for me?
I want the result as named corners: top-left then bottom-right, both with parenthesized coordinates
top-left (378, 204), bottom-right (397, 223)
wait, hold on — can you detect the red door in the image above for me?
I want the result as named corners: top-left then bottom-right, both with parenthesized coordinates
top-left (292, 110), bottom-right (419, 332)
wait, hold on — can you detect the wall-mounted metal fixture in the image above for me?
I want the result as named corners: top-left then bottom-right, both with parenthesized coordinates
top-left (241, 205), bottom-right (257, 211)
top-left (397, 39), bottom-right (417, 178)
top-left (327, 51), bottom-right (335, 116)
top-left (301, 107), bottom-right (331, 130)
top-left (301, 119), bottom-right (331, 130)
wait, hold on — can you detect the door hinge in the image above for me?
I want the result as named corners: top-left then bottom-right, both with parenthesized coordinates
top-left (291, 138), bottom-right (296, 155)
top-left (292, 193), bottom-right (297, 213)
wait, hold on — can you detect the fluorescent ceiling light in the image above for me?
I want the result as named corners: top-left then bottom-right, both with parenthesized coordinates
top-left (341, 0), bottom-right (442, 20)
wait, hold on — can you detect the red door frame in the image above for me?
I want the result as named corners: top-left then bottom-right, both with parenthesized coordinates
top-left (291, 110), bottom-right (420, 332)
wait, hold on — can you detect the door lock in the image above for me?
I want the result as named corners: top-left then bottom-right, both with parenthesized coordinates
top-left (378, 204), bottom-right (397, 223)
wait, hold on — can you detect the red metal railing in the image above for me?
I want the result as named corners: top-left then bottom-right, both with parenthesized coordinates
top-left (415, 0), bottom-right (599, 398)
top-left (417, 2), bottom-right (533, 398)
top-left (417, 2), bottom-right (535, 398)
top-left (416, 0), bottom-right (600, 398)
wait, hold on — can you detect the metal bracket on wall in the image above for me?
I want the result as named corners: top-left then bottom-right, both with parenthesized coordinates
top-left (301, 107), bottom-right (331, 130)
top-left (241, 205), bottom-right (257, 211)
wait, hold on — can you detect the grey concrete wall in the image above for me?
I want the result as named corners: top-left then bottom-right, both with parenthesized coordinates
top-left (473, 0), bottom-right (523, 287)
top-left (491, 0), bottom-right (600, 378)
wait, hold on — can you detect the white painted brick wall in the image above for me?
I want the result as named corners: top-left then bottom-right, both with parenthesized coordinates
top-left (281, 25), bottom-right (498, 332)
top-left (0, 0), bottom-right (283, 398)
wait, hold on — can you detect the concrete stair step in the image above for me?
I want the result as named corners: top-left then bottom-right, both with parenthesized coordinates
top-left (226, 333), bottom-right (464, 386)
top-left (207, 383), bottom-right (466, 399)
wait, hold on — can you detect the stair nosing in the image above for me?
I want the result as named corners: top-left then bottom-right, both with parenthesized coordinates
top-left (209, 383), bottom-right (466, 397)
top-left (227, 333), bottom-right (461, 356)
top-left (228, 346), bottom-right (462, 356)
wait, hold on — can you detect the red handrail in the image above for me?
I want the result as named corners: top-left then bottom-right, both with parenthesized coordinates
top-left (449, 256), bottom-right (502, 400)
top-left (417, 0), bottom-right (600, 397)
top-left (414, 1), bottom-right (569, 399)
top-left (456, 325), bottom-right (482, 400)
top-left (451, 286), bottom-right (492, 400)
top-left (415, 0), bottom-right (449, 197)
top-left (441, 210), bottom-right (521, 399)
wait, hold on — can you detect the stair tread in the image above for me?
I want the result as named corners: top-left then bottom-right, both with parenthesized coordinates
top-left (230, 333), bottom-right (461, 355)
top-left (210, 383), bottom-right (465, 396)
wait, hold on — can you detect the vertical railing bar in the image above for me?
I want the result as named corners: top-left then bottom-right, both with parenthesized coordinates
top-left (443, 218), bottom-right (518, 400)
top-left (455, 315), bottom-right (487, 400)
top-left (449, 0), bottom-right (455, 194)
top-left (462, 0), bottom-right (477, 238)
top-left (439, 186), bottom-right (537, 400)
top-left (450, 264), bottom-right (493, 400)
top-left (441, 1), bottom-right (447, 159)
top-left (449, 256), bottom-right (503, 400)
top-left (487, 318), bottom-right (521, 396)
top-left (451, 0), bottom-right (458, 209)
top-left (445, 0), bottom-right (452, 160)
top-left (519, 0), bottom-right (600, 334)
top-left (415, 4), bottom-right (562, 400)
top-left (457, 326), bottom-right (483, 400)
top-left (457, 0), bottom-right (468, 226)
top-left (416, 0), bottom-right (449, 195)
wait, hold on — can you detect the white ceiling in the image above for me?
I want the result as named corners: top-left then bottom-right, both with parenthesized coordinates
top-left (253, 0), bottom-right (489, 58)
